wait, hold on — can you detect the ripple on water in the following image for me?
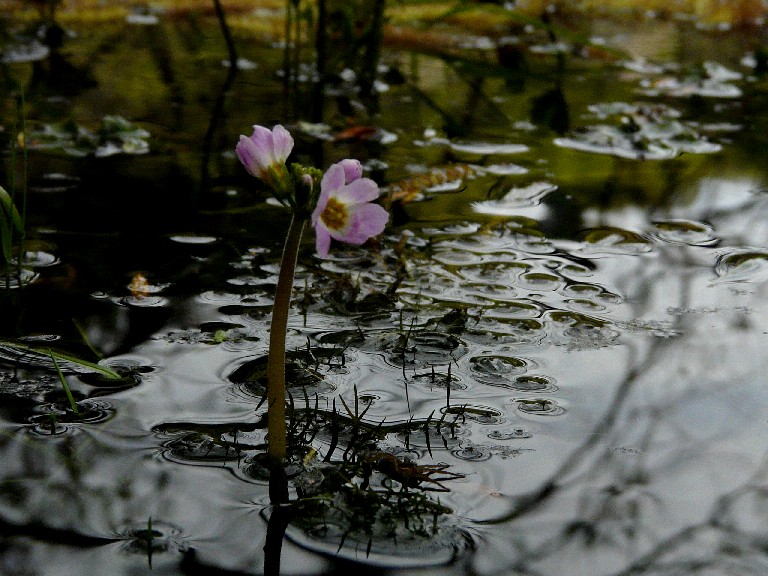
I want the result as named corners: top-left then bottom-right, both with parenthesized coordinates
top-left (377, 331), bottom-right (469, 369)
top-left (159, 430), bottom-right (239, 465)
top-left (117, 295), bottom-right (170, 307)
top-left (282, 508), bottom-right (474, 569)
top-left (515, 398), bottom-right (565, 416)
top-left (411, 369), bottom-right (468, 391)
top-left (27, 399), bottom-right (116, 434)
top-left (488, 427), bottom-right (533, 440)
top-left (440, 404), bottom-right (505, 425)
top-left (451, 445), bottom-right (493, 461)
top-left (713, 249), bottom-right (768, 283)
top-left (466, 318), bottom-right (547, 347)
top-left (77, 359), bottom-right (147, 391)
top-left (515, 271), bottom-right (564, 291)
top-left (228, 349), bottom-right (346, 399)
top-left (116, 520), bottom-right (189, 556)
top-left (578, 227), bottom-right (654, 256)
top-left (651, 219), bottom-right (719, 246)
top-left (469, 355), bottom-right (532, 388)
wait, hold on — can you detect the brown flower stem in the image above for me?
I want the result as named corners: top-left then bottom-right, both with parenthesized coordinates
top-left (267, 213), bottom-right (306, 463)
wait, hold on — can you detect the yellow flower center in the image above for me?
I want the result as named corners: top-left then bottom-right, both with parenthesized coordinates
top-left (320, 197), bottom-right (348, 230)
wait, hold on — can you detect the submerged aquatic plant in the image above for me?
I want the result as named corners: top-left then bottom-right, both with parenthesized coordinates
top-left (235, 123), bottom-right (389, 466)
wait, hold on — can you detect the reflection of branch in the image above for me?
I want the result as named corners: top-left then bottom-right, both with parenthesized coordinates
top-left (479, 342), bottom-right (651, 525)
top-left (212, 0), bottom-right (238, 67)
top-left (199, 47), bottom-right (238, 195)
top-left (609, 455), bottom-right (768, 576)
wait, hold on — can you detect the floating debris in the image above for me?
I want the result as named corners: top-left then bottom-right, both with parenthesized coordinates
top-left (639, 61), bottom-right (743, 98)
top-left (25, 116), bottom-right (150, 157)
top-left (472, 182), bottom-right (558, 215)
top-left (387, 164), bottom-right (480, 204)
top-left (555, 102), bottom-right (721, 159)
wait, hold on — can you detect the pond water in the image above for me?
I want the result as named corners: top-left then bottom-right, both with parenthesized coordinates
top-left (2, 7), bottom-right (768, 576)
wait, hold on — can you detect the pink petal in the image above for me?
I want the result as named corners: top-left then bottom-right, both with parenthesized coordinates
top-left (339, 159), bottom-right (363, 183)
top-left (337, 178), bottom-right (380, 205)
top-left (320, 163), bottom-right (345, 193)
top-left (271, 124), bottom-right (294, 162)
top-left (315, 226), bottom-right (332, 258)
top-left (345, 203), bottom-right (389, 243)
top-left (249, 125), bottom-right (276, 168)
top-left (236, 135), bottom-right (262, 176)
top-left (311, 192), bottom-right (328, 227)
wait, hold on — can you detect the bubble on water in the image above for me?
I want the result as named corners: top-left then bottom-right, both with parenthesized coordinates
top-left (713, 249), bottom-right (768, 283)
top-left (651, 219), bottom-right (719, 246)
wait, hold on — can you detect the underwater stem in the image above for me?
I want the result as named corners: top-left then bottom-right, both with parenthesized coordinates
top-left (267, 214), bottom-right (306, 462)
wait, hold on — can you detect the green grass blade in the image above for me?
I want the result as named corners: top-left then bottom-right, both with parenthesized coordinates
top-left (0, 186), bottom-right (24, 235)
top-left (0, 340), bottom-right (123, 380)
top-left (50, 351), bottom-right (82, 416)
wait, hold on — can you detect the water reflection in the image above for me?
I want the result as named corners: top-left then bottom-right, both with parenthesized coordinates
top-left (1, 5), bottom-right (768, 576)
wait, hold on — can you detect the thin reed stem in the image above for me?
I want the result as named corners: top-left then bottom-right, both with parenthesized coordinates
top-left (266, 214), bottom-right (306, 462)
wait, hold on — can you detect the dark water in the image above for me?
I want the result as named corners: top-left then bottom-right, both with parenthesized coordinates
top-left (2, 7), bottom-right (768, 576)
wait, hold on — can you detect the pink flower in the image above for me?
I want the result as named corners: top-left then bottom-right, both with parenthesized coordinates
top-left (311, 160), bottom-right (389, 258)
top-left (235, 124), bottom-right (294, 190)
